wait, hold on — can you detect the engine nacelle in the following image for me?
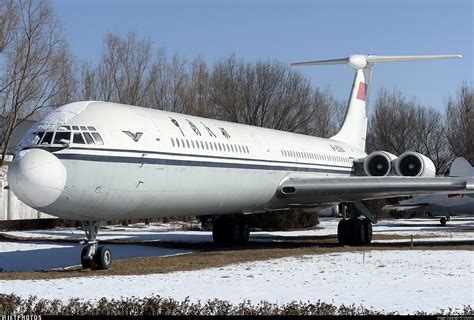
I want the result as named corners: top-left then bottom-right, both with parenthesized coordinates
top-left (395, 151), bottom-right (436, 177)
top-left (363, 151), bottom-right (398, 176)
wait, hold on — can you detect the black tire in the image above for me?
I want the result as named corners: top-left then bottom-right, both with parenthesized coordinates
top-left (440, 217), bottom-right (447, 226)
top-left (81, 246), bottom-right (92, 269)
top-left (337, 219), bottom-right (350, 245)
top-left (94, 245), bottom-right (112, 270)
top-left (363, 219), bottom-right (373, 244)
top-left (230, 221), bottom-right (241, 243)
top-left (239, 223), bottom-right (250, 243)
top-left (351, 219), bottom-right (366, 245)
top-left (212, 219), bottom-right (228, 244)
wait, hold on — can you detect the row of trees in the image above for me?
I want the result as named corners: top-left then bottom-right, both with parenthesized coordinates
top-left (0, 0), bottom-right (472, 172)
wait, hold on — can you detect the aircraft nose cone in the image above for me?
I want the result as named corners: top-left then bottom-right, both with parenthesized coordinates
top-left (8, 148), bottom-right (66, 208)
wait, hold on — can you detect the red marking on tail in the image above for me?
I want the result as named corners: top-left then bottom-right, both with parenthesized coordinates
top-left (357, 82), bottom-right (367, 101)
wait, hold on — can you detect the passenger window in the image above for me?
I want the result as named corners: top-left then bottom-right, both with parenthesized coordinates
top-left (246, 146), bottom-right (249, 153)
top-left (40, 132), bottom-right (54, 145)
top-left (83, 132), bottom-right (95, 144)
top-left (181, 139), bottom-right (185, 147)
top-left (201, 141), bottom-right (205, 149)
top-left (176, 139), bottom-right (180, 147)
top-left (186, 140), bottom-right (190, 148)
top-left (171, 138), bottom-right (175, 147)
top-left (91, 132), bottom-right (104, 145)
top-left (73, 133), bottom-right (86, 144)
top-left (53, 132), bottom-right (71, 145)
top-left (191, 140), bottom-right (195, 148)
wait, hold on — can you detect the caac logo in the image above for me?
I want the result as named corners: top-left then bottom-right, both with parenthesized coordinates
top-left (122, 131), bottom-right (143, 142)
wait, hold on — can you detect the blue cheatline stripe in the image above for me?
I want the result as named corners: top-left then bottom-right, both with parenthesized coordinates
top-left (63, 146), bottom-right (354, 170)
top-left (55, 153), bottom-right (353, 175)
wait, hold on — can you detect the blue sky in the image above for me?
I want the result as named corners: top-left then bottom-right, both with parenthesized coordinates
top-left (51, 0), bottom-right (472, 112)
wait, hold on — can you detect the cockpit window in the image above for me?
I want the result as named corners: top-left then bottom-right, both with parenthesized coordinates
top-left (73, 133), bottom-right (86, 144)
top-left (57, 125), bottom-right (71, 131)
top-left (83, 132), bottom-right (94, 144)
top-left (91, 132), bottom-right (104, 145)
top-left (87, 126), bottom-right (96, 131)
top-left (40, 132), bottom-right (54, 144)
top-left (72, 126), bottom-right (79, 130)
top-left (33, 132), bottom-right (45, 144)
top-left (53, 132), bottom-right (71, 145)
top-left (80, 126), bottom-right (87, 130)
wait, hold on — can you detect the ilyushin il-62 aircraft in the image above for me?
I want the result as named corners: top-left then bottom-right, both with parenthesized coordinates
top-left (8, 54), bottom-right (472, 270)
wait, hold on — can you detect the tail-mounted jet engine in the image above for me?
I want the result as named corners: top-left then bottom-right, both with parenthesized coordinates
top-left (363, 151), bottom-right (398, 176)
top-left (395, 151), bottom-right (436, 177)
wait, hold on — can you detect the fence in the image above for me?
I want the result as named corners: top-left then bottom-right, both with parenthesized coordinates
top-left (0, 176), bottom-right (56, 221)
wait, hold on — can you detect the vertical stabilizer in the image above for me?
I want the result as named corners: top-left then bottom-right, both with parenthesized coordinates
top-left (449, 157), bottom-right (473, 177)
top-left (291, 54), bottom-right (462, 152)
top-left (331, 66), bottom-right (372, 151)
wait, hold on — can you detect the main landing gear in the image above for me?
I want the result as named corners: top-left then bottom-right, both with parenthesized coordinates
top-left (337, 201), bottom-right (376, 246)
top-left (212, 214), bottom-right (250, 244)
top-left (80, 221), bottom-right (112, 270)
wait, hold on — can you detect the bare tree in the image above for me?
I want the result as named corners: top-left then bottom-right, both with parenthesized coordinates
top-left (307, 88), bottom-right (344, 138)
top-left (183, 57), bottom-right (208, 116)
top-left (86, 32), bottom-right (158, 107)
top-left (0, 0), bottom-right (71, 165)
top-left (207, 55), bottom-right (313, 132)
top-left (0, 0), bottom-right (17, 53)
top-left (445, 82), bottom-right (473, 164)
top-left (367, 88), bottom-right (450, 173)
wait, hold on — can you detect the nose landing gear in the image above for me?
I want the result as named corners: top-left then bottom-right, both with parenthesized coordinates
top-left (80, 221), bottom-right (112, 270)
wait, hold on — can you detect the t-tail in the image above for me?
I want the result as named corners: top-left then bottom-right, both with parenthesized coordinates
top-left (291, 54), bottom-right (462, 151)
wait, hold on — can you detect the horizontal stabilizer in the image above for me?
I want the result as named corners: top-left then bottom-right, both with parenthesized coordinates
top-left (291, 54), bottom-right (462, 70)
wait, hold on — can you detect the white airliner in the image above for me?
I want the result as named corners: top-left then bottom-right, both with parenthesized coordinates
top-left (8, 54), bottom-right (473, 270)
top-left (384, 157), bottom-right (474, 225)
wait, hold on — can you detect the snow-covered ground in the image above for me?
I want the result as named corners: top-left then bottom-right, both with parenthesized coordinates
top-left (1, 250), bottom-right (472, 314)
top-left (0, 217), bottom-right (473, 313)
top-left (3, 217), bottom-right (474, 243)
top-left (1, 217), bottom-right (472, 272)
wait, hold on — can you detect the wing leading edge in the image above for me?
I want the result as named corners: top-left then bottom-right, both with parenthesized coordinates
top-left (278, 176), bottom-right (474, 205)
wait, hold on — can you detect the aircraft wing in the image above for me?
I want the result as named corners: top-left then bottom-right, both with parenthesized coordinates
top-left (277, 176), bottom-right (474, 205)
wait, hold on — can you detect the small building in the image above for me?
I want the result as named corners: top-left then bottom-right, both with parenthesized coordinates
top-left (0, 118), bottom-right (56, 220)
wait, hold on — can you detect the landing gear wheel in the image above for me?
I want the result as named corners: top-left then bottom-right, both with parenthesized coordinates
top-left (94, 245), bottom-right (112, 270)
top-left (351, 219), bottom-right (367, 245)
top-left (239, 223), bottom-right (250, 243)
top-left (231, 222), bottom-right (241, 242)
top-left (337, 219), bottom-right (350, 245)
top-left (81, 246), bottom-right (92, 269)
top-left (440, 217), bottom-right (447, 226)
top-left (363, 219), bottom-right (373, 244)
top-left (212, 219), bottom-right (227, 244)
